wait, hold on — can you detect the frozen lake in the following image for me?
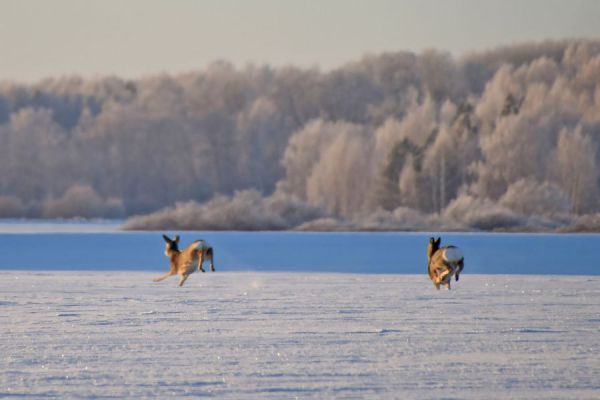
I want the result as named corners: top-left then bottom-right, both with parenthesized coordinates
top-left (1, 222), bottom-right (598, 398)
top-left (1, 272), bottom-right (598, 398)
top-left (0, 220), bottom-right (599, 275)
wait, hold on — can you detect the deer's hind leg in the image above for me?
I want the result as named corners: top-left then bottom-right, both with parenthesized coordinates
top-left (207, 248), bottom-right (215, 272)
top-left (455, 259), bottom-right (464, 281)
top-left (197, 251), bottom-right (205, 273)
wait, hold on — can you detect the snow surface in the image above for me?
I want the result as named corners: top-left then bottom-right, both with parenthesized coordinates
top-left (1, 272), bottom-right (599, 399)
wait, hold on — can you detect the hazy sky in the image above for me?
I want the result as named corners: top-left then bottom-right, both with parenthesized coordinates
top-left (1, 0), bottom-right (599, 82)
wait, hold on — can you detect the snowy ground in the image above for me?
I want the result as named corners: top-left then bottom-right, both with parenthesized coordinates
top-left (1, 272), bottom-right (599, 399)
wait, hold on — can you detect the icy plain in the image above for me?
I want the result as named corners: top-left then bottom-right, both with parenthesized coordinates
top-left (1, 272), bottom-right (598, 399)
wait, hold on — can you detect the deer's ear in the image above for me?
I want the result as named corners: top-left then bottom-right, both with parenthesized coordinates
top-left (429, 237), bottom-right (435, 244)
top-left (435, 237), bottom-right (441, 246)
top-left (174, 235), bottom-right (180, 243)
top-left (162, 234), bottom-right (171, 243)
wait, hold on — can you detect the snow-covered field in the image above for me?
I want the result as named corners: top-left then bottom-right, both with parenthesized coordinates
top-left (1, 272), bottom-right (599, 399)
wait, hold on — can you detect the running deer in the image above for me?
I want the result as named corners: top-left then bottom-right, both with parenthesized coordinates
top-left (153, 234), bottom-right (215, 286)
top-left (427, 237), bottom-right (464, 290)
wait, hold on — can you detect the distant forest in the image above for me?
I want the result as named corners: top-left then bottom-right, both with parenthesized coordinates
top-left (1, 40), bottom-right (600, 231)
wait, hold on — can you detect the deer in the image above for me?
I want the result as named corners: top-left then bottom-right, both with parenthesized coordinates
top-left (153, 234), bottom-right (215, 287)
top-left (427, 237), bottom-right (464, 290)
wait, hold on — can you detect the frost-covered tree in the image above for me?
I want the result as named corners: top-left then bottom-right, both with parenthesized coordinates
top-left (556, 126), bottom-right (598, 214)
top-left (0, 39), bottom-right (599, 230)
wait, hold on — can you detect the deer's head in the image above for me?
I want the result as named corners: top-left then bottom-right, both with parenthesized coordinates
top-left (162, 234), bottom-right (180, 257)
top-left (427, 237), bottom-right (441, 262)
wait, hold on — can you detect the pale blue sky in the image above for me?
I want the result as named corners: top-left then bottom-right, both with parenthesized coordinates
top-left (1, 0), bottom-right (599, 82)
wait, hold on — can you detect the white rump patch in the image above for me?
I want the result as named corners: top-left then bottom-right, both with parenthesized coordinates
top-left (194, 240), bottom-right (210, 251)
top-left (443, 247), bottom-right (463, 263)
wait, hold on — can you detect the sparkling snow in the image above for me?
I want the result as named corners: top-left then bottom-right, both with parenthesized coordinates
top-left (1, 272), bottom-right (598, 399)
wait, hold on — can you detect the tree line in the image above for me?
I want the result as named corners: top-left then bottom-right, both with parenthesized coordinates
top-left (1, 40), bottom-right (599, 231)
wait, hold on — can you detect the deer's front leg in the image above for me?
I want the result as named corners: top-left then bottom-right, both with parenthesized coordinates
top-left (179, 274), bottom-right (189, 287)
top-left (438, 266), bottom-right (452, 283)
top-left (153, 271), bottom-right (175, 282)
